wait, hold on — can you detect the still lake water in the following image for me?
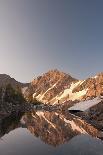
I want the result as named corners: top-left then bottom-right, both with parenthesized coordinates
top-left (0, 111), bottom-right (103, 155)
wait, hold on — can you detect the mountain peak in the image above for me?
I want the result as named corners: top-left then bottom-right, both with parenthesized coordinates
top-left (45, 69), bottom-right (66, 77)
top-left (26, 69), bottom-right (78, 103)
top-left (31, 69), bottom-right (77, 85)
top-left (46, 69), bottom-right (64, 74)
top-left (43, 69), bottom-right (76, 80)
top-left (23, 70), bottom-right (103, 105)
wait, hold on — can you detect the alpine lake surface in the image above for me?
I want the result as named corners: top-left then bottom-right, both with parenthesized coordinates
top-left (0, 109), bottom-right (103, 155)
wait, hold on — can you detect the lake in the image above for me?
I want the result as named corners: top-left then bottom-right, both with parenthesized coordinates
top-left (0, 110), bottom-right (103, 155)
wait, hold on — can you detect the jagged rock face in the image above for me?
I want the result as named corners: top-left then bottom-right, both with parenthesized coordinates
top-left (24, 71), bottom-right (103, 104)
top-left (0, 74), bottom-right (28, 90)
top-left (73, 73), bottom-right (103, 100)
top-left (25, 69), bottom-right (77, 103)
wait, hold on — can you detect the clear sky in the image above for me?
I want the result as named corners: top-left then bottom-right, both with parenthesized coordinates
top-left (0, 0), bottom-right (103, 82)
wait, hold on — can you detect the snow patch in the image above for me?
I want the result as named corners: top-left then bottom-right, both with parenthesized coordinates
top-left (33, 93), bottom-right (37, 98)
top-left (68, 97), bottom-right (102, 111)
top-left (53, 81), bottom-right (87, 104)
top-left (91, 75), bottom-right (98, 79)
top-left (33, 81), bottom-right (59, 102)
top-left (94, 76), bottom-right (98, 79)
top-left (36, 94), bottom-right (42, 99)
top-left (38, 82), bottom-right (58, 101)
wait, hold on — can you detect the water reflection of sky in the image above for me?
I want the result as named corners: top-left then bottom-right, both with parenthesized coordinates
top-left (0, 128), bottom-right (103, 155)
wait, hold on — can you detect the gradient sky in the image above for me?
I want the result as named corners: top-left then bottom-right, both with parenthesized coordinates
top-left (0, 0), bottom-right (103, 82)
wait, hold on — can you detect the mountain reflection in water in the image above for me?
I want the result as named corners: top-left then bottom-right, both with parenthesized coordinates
top-left (22, 111), bottom-right (100, 146)
top-left (0, 111), bottom-right (103, 155)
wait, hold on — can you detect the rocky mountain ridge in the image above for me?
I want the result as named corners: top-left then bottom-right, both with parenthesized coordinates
top-left (24, 70), bottom-right (103, 105)
top-left (0, 74), bottom-right (29, 90)
top-left (0, 70), bottom-right (103, 105)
